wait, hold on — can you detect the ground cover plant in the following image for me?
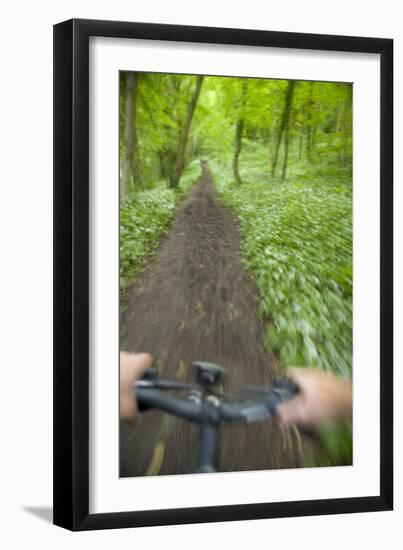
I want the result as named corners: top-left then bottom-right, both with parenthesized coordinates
top-left (120, 160), bottom-right (200, 291)
top-left (214, 147), bottom-right (352, 378)
top-left (119, 72), bottom-right (353, 472)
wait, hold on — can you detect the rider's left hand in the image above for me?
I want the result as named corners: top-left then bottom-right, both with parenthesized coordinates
top-left (120, 352), bottom-right (152, 421)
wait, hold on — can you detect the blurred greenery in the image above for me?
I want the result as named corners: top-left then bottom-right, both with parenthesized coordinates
top-left (213, 144), bottom-right (352, 377)
top-left (119, 73), bottom-right (353, 466)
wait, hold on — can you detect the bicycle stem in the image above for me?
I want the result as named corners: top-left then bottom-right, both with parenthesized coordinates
top-left (197, 396), bottom-right (221, 473)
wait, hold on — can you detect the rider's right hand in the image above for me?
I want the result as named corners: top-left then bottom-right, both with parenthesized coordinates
top-left (275, 367), bottom-right (352, 427)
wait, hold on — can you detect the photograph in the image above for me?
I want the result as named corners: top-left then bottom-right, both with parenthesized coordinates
top-left (52, 16), bottom-right (393, 530)
top-left (118, 71), bottom-right (353, 477)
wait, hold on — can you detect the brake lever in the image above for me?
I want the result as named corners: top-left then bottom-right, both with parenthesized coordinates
top-left (141, 367), bottom-right (158, 381)
top-left (133, 367), bottom-right (157, 412)
top-left (272, 377), bottom-right (318, 439)
top-left (272, 376), bottom-right (300, 401)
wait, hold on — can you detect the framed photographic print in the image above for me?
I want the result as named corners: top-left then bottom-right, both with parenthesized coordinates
top-left (53, 19), bottom-right (393, 530)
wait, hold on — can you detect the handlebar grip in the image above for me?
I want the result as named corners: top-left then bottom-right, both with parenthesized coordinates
top-left (136, 369), bottom-right (158, 411)
top-left (141, 368), bottom-right (158, 381)
top-left (137, 394), bottom-right (151, 413)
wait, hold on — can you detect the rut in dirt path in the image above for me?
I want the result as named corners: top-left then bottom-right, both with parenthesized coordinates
top-left (120, 164), bottom-right (302, 476)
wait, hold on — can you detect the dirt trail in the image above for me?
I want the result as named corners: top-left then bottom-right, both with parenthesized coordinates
top-left (120, 164), bottom-right (301, 476)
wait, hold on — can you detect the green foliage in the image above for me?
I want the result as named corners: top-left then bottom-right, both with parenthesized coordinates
top-left (319, 422), bottom-right (353, 466)
top-left (119, 72), bottom-right (353, 466)
top-left (306, 422), bottom-right (353, 467)
top-left (120, 188), bottom-right (175, 291)
top-left (214, 153), bottom-right (352, 378)
top-left (120, 72), bottom-right (353, 377)
top-left (120, 73), bottom-right (205, 188)
top-left (120, 160), bottom-right (200, 291)
top-left (120, 72), bottom-right (352, 190)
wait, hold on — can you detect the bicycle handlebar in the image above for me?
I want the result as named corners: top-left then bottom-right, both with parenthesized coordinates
top-left (136, 378), bottom-right (298, 425)
top-left (136, 388), bottom-right (202, 421)
top-left (132, 365), bottom-right (299, 473)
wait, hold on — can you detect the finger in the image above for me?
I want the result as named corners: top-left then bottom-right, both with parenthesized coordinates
top-left (122, 353), bottom-right (152, 384)
top-left (276, 396), bottom-right (308, 425)
top-left (286, 367), bottom-right (315, 391)
top-left (132, 353), bottom-right (153, 378)
top-left (120, 392), bottom-right (136, 421)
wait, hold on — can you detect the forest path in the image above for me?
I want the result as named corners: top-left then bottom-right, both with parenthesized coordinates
top-left (120, 163), bottom-right (301, 476)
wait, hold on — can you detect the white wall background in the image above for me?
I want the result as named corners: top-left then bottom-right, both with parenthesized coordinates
top-left (0, 0), bottom-right (400, 547)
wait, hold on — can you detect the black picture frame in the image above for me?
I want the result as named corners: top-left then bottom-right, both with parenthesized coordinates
top-left (53, 18), bottom-right (393, 531)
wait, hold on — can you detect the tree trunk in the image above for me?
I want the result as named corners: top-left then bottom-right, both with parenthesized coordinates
top-left (310, 126), bottom-right (317, 155)
top-left (298, 129), bottom-right (303, 159)
top-left (281, 82), bottom-right (296, 181)
top-left (232, 118), bottom-right (244, 184)
top-left (272, 80), bottom-right (295, 178)
top-left (341, 95), bottom-right (352, 167)
top-left (305, 81), bottom-right (314, 164)
top-left (281, 122), bottom-right (291, 182)
top-left (121, 73), bottom-right (140, 197)
top-left (306, 126), bottom-right (312, 163)
top-left (232, 80), bottom-right (248, 185)
top-left (169, 76), bottom-right (204, 188)
top-left (121, 73), bottom-right (134, 197)
top-left (268, 127), bottom-right (274, 169)
top-left (132, 76), bottom-right (141, 187)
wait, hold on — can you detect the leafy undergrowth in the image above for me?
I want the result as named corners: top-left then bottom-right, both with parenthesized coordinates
top-left (120, 160), bottom-right (200, 292)
top-left (213, 154), bottom-right (352, 378)
top-left (212, 151), bottom-right (352, 466)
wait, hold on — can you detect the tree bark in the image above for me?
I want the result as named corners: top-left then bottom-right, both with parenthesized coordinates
top-left (341, 93), bottom-right (352, 167)
top-left (121, 73), bottom-right (134, 197)
top-left (281, 82), bottom-right (296, 181)
top-left (169, 76), bottom-right (204, 188)
top-left (305, 81), bottom-right (314, 164)
top-left (298, 129), bottom-right (303, 159)
top-left (232, 118), bottom-right (244, 184)
top-left (272, 80), bottom-right (295, 178)
top-left (307, 125), bottom-right (316, 164)
top-left (232, 80), bottom-right (248, 185)
top-left (267, 127), bottom-right (274, 170)
top-left (121, 73), bottom-right (140, 197)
